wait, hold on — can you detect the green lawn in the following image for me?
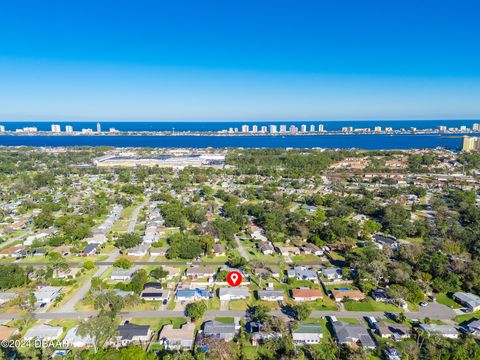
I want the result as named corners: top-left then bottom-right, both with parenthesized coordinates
top-left (214, 317), bottom-right (234, 324)
top-left (344, 299), bottom-right (400, 312)
top-left (435, 293), bottom-right (461, 309)
top-left (337, 318), bottom-right (361, 324)
top-left (229, 299), bottom-right (249, 311)
top-left (455, 312), bottom-right (480, 324)
top-left (132, 317), bottom-right (188, 332)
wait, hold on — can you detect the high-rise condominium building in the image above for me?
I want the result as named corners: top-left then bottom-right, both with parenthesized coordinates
top-left (473, 123), bottom-right (480, 131)
top-left (51, 124), bottom-right (61, 133)
top-left (261, 126), bottom-right (267, 133)
top-left (438, 125), bottom-right (447, 132)
top-left (252, 125), bottom-right (258, 133)
top-left (0, 125), bottom-right (5, 132)
top-left (462, 136), bottom-right (479, 151)
top-left (96, 122), bottom-right (102, 133)
top-left (65, 125), bottom-right (74, 133)
top-left (290, 125), bottom-right (297, 134)
top-left (279, 125), bottom-right (287, 133)
top-left (269, 125), bottom-right (277, 134)
top-left (300, 124), bottom-right (307, 132)
top-left (318, 124), bottom-right (324, 132)
top-left (310, 124), bottom-right (316, 132)
top-left (241, 125), bottom-right (249, 133)
top-left (374, 126), bottom-right (382, 132)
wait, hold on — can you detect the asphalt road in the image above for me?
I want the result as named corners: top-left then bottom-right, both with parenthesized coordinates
top-left (16, 260), bottom-right (324, 267)
top-left (0, 302), bottom-right (457, 321)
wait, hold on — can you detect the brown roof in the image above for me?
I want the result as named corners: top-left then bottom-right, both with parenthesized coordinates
top-left (0, 246), bottom-right (24, 255)
top-left (292, 289), bottom-right (323, 299)
top-left (0, 325), bottom-right (18, 340)
top-left (331, 289), bottom-right (365, 300)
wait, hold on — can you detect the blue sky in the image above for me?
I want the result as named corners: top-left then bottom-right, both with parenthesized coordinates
top-left (0, 0), bottom-right (479, 121)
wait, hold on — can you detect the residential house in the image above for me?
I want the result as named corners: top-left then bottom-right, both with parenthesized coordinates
top-left (371, 289), bottom-right (392, 302)
top-left (276, 246), bottom-right (301, 256)
top-left (150, 247), bottom-right (168, 257)
top-left (63, 326), bottom-right (94, 348)
top-left (55, 267), bottom-right (81, 280)
top-left (466, 319), bottom-right (480, 336)
top-left (202, 320), bottom-right (237, 342)
top-left (257, 288), bottom-right (284, 301)
top-left (0, 292), bottom-right (16, 305)
top-left (301, 243), bottom-right (323, 256)
top-left (332, 321), bottom-right (376, 349)
top-left (141, 283), bottom-right (171, 302)
top-left (286, 267), bottom-right (318, 281)
top-left (176, 288), bottom-right (211, 301)
top-left (374, 322), bottom-right (411, 341)
top-left (0, 245), bottom-right (25, 258)
top-left (113, 289), bottom-right (135, 298)
top-left (110, 268), bottom-right (136, 281)
top-left (218, 287), bottom-right (249, 301)
top-left (127, 243), bottom-right (150, 257)
top-left (24, 324), bottom-right (63, 341)
top-left (292, 323), bottom-right (323, 345)
top-left (185, 267), bottom-right (215, 280)
top-left (248, 321), bottom-right (283, 346)
top-left (453, 292), bottom-right (480, 312)
top-left (373, 234), bottom-right (400, 250)
top-left (331, 289), bottom-right (365, 302)
top-left (320, 267), bottom-right (343, 281)
top-left (82, 243), bottom-right (99, 256)
top-left (213, 243), bottom-right (226, 256)
top-left (0, 325), bottom-right (19, 341)
top-left (249, 224), bottom-right (267, 242)
top-left (257, 242), bottom-right (274, 255)
top-left (34, 286), bottom-right (62, 305)
top-left (162, 266), bottom-right (180, 280)
top-left (418, 324), bottom-right (459, 339)
top-left (115, 322), bottom-right (151, 346)
top-left (291, 288), bottom-right (323, 302)
top-left (159, 322), bottom-right (196, 350)
top-left (85, 233), bottom-right (107, 244)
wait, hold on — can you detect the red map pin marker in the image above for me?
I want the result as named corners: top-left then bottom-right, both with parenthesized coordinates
top-left (227, 271), bottom-right (242, 287)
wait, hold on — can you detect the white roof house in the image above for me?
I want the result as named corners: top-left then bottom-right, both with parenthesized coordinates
top-left (292, 323), bottom-right (323, 345)
top-left (33, 286), bottom-right (62, 304)
top-left (453, 292), bottom-right (480, 312)
top-left (218, 287), bottom-right (249, 301)
top-left (24, 324), bottom-right (63, 341)
top-left (63, 326), bottom-right (94, 348)
top-left (419, 324), bottom-right (459, 339)
top-left (0, 292), bottom-right (16, 305)
top-left (110, 268), bottom-right (136, 281)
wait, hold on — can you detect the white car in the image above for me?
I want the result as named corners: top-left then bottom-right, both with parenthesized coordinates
top-left (420, 301), bottom-right (428, 307)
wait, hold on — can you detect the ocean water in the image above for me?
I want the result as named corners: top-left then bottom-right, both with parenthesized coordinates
top-left (0, 120), bottom-right (476, 149)
top-left (0, 134), bottom-right (469, 150)
top-left (0, 120), bottom-right (478, 132)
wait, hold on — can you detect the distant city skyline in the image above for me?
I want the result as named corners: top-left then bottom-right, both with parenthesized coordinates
top-left (0, 1), bottom-right (479, 121)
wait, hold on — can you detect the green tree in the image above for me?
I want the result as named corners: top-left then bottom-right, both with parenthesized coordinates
top-left (290, 303), bottom-right (312, 321)
top-left (114, 258), bottom-right (132, 269)
top-left (0, 264), bottom-right (26, 289)
top-left (185, 301), bottom-right (207, 321)
top-left (150, 266), bottom-right (169, 280)
top-left (77, 312), bottom-right (117, 353)
top-left (115, 233), bottom-right (142, 249)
